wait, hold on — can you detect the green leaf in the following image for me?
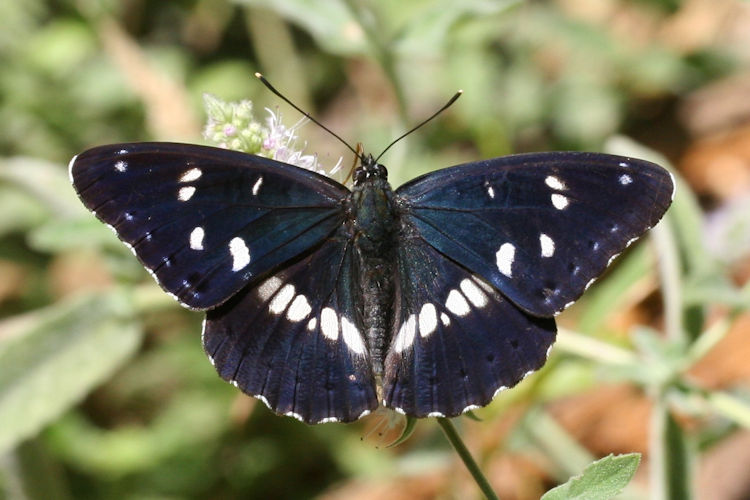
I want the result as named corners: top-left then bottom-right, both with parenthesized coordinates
top-left (0, 292), bottom-right (143, 455)
top-left (541, 453), bottom-right (641, 500)
top-left (662, 409), bottom-right (693, 500)
top-left (233, 0), bottom-right (368, 55)
top-left (0, 157), bottom-right (82, 218)
top-left (27, 217), bottom-right (122, 253)
top-left (0, 186), bottom-right (48, 237)
top-left (393, 0), bottom-right (520, 55)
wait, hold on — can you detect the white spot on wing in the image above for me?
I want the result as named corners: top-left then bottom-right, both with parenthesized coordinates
top-left (440, 312), bottom-right (450, 326)
top-left (394, 314), bottom-right (416, 353)
top-left (307, 317), bottom-right (317, 331)
top-left (607, 252), bottom-right (622, 266)
top-left (545, 175), bottom-right (566, 190)
top-left (418, 303), bottom-right (438, 338)
top-left (178, 186), bottom-right (196, 201)
top-left (189, 227), bottom-right (205, 250)
top-left (487, 185), bottom-right (495, 199)
top-left (551, 193), bottom-right (569, 210)
top-left (669, 171), bottom-right (676, 201)
top-left (619, 161), bottom-right (629, 168)
top-left (619, 174), bottom-right (633, 185)
top-left (495, 243), bottom-right (515, 277)
top-left (492, 385), bottom-right (509, 399)
top-left (540, 233), bottom-right (555, 258)
top-left (286, 294), bottom-right (312, 322)
top-left (269, 283), bottom-right (295, 314)
top-left (67, 154), bottom-right (78, 183)
top-left (252, 176), bottom-right (263, 196)
top-left (180, 167), bottom-right (202, 182)
top-left (460, 279), bottom-right (487, 308)
top-left (257, 276), bottom-right (282, 301)
top-left (255, 394), bottom-right (271, 408)
top-left (357, 409), bottom-right (371, 419)
top-left (285, 411), bottom-right (304, 422)
top-left (584, 277), bottom-right (596, 291)
top-left (446, 289), bottom-right (470, 316)
top-left (427, 411), bottom-right (445, 418)
top-left (341, 316), bottom-right (365, 354)
top-left (229, 237), bottom-right (251, 271)
top-left (114, 160), bottom-right (127, 172)
top-left (321, 307), bottom-right (339, 340)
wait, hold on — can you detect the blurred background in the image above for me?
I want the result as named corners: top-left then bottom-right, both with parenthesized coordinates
top-left (1, 0), bottom-right (750, 498)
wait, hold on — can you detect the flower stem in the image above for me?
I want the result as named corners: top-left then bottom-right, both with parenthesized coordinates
top-left (437, 418), bottom-right (499, 500)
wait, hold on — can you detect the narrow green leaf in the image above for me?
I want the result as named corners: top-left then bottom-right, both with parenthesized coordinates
top-left (575, 242), bottom-right (651, 335)
top-left (0, 292), bottom-right (143, 455)
top-left (541, 453), bottom-right (641, 500)
top-left (663, 411), bottom-right (692, 500)
top-left (650, 401), bottom-right (694, 500)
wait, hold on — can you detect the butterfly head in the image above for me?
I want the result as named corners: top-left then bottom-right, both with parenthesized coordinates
top-left (353, 154), bottom-right (388, 186)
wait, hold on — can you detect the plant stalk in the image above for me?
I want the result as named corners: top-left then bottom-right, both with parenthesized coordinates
top-left (437, 418), bottom-right (499, 500)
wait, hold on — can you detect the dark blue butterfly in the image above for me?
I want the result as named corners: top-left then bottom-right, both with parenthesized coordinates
top-left (70, 143), bottom-right (674, 423)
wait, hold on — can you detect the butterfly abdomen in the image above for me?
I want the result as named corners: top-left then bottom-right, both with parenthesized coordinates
top-left (350, 172), bottom-right (399, 386)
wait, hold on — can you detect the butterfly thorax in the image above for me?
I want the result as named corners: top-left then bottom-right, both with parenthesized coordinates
top-left (349, 154), bottom-right (398, 391)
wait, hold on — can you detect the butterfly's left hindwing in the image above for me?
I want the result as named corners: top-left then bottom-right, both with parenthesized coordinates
top-left (383, 233), bottom-right (556, 418)
top-left (70, 143), bottom-right (349, 310)
top-left (396, 152), bottom-right (674, 317)
top-left (203, 226), bottom-right (378, 424)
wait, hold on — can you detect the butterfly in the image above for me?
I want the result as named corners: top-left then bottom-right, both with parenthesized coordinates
top-left (70, 142), bottom-right (674, 423)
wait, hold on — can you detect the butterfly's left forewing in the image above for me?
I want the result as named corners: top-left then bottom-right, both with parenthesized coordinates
top-left (71, 143), bottom-right (348, 310)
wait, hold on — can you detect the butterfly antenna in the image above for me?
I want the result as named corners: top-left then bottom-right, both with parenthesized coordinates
top-left (343, 143), bottom-right (364, 185)
top-left (374, 90), bottom-right (463, 163)
top-left (255, 73), bottom-right (362, 160)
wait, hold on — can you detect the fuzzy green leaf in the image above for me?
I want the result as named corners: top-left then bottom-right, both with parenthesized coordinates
top-left (541, 453), bottom-right (641, 500)
top-left (0, 292), bottom-right (143, 455)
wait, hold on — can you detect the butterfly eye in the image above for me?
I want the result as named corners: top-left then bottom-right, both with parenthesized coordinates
top-left (353, 169), bottom-right (366, 185)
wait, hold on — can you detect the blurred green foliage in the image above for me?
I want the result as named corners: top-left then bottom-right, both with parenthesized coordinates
top-left (1, 0), bottom-right (750, 498)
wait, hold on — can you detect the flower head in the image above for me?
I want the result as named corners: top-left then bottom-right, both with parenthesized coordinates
top-left (202, 93), bottom-right (341, 176)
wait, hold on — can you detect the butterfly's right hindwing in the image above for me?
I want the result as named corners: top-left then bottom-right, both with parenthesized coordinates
top-left (70, 143), bottom-right (349, 310)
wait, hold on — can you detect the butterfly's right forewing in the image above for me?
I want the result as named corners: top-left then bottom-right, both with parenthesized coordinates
top-left (395, 152), bottom-right (674, 317)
